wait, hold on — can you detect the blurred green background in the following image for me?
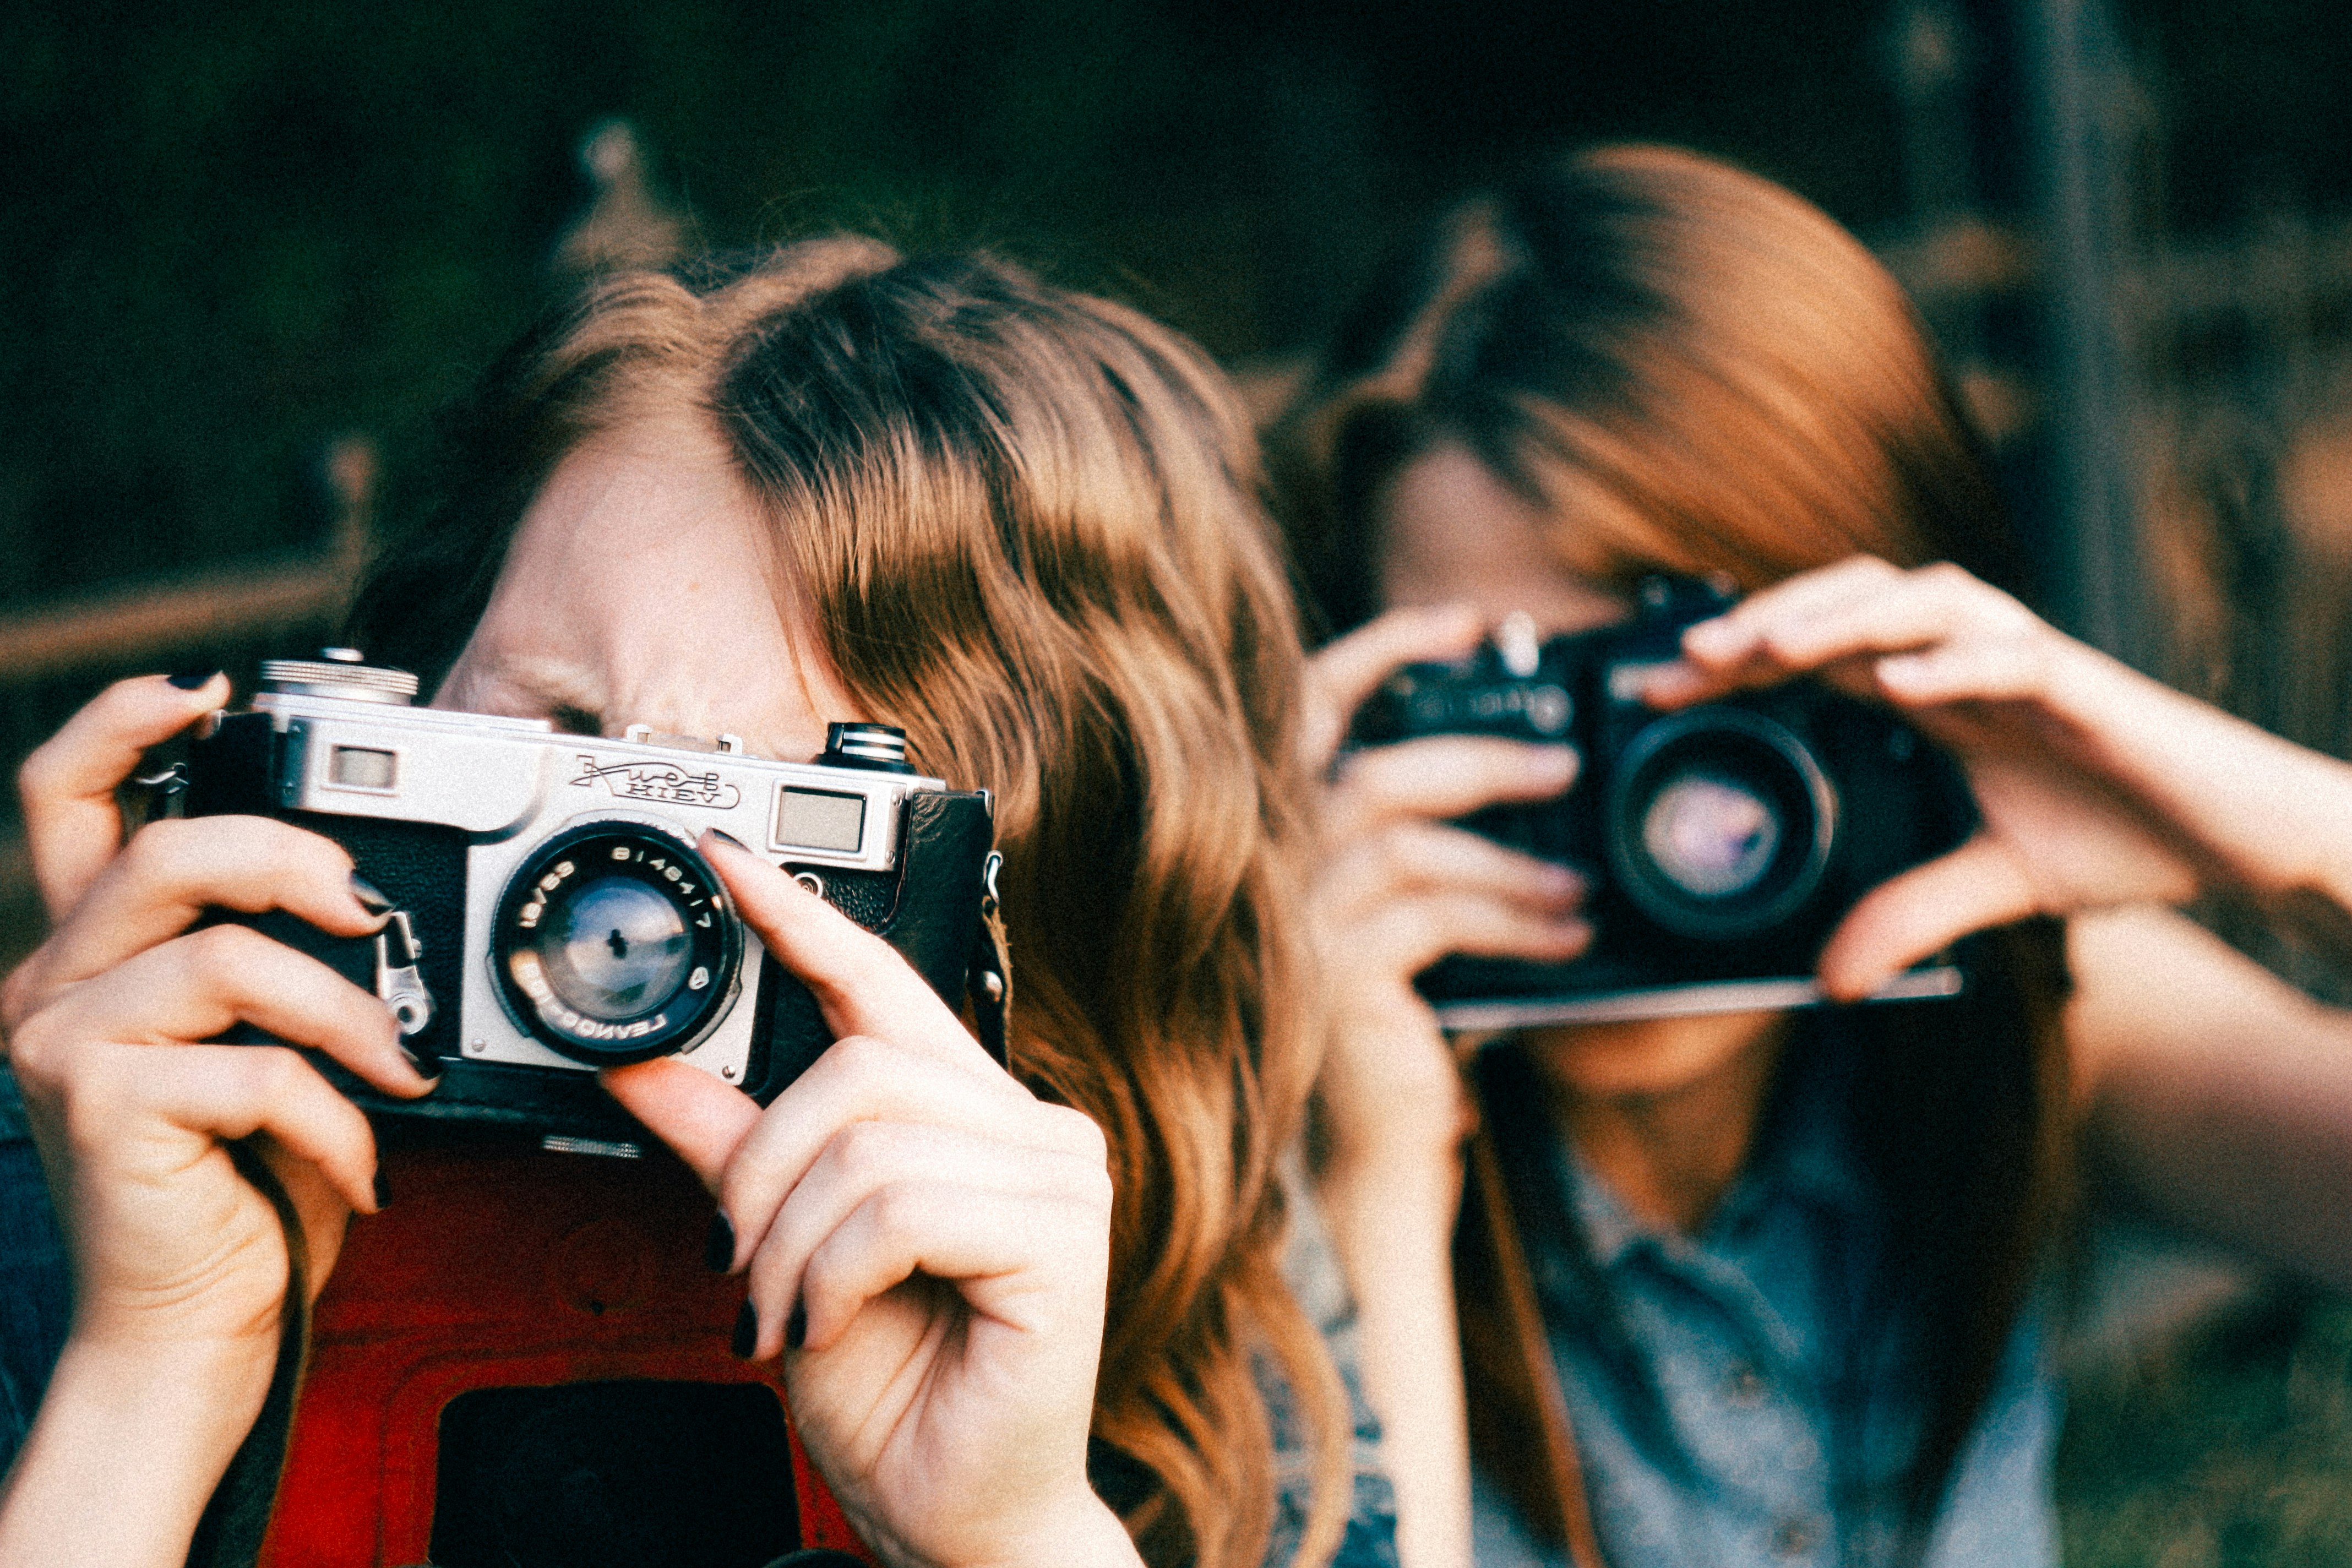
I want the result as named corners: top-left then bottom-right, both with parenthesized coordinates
top-left (0, 0), bottom-right (1917, 607)
top-left (11, 0), bottom-right (2349, 612)
top-left (12, 1), bottom-right (2352, 1560)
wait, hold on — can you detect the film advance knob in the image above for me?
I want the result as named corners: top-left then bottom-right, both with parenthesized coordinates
top-left (820, 721), bottom-right (916, 774)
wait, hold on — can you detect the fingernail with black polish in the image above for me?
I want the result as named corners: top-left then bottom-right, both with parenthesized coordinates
top-left (705, 829), bottom-right (752, 853)
top-left (785, 1303), bottom-right (807, 1350)
top-left (401, 1046), bottom-right (445, 1081)
top-left (732, 1300), bottom-right (759, 1359)
top-left (167, 670), bottom-right (222, 690)
top-left (351, 874), bottom-right (395, 916)
top-left (372, 1171), bottom-right (391, 1210)
top-left (705, 1212), bottom-right (735, 1272)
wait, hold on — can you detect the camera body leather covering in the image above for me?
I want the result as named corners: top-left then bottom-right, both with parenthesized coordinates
top-left (247, 1144), bottom-right (875, 1567)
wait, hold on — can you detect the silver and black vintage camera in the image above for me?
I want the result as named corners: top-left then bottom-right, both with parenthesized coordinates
top-left (175, 651), bottom-right (1000, 1149)
top-left (1351, 579), bottom-right (1978, 1030)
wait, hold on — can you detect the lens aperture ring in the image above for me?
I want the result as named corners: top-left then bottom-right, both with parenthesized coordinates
top-left (492, 820), bottom-right (742, 1065)
top-left (1604, 707), bottom-right (1837, 942)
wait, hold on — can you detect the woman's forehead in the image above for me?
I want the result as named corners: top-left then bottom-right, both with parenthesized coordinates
top-left (434, 436), bottom-right (857, 760)
top-left (1376, 443), bottom-right (1632, 638)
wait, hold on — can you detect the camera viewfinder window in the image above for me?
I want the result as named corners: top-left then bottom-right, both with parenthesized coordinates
top-left (329, 745), bottom-right (398, 791)
top-left (772, 787), bottom-right (865, 853)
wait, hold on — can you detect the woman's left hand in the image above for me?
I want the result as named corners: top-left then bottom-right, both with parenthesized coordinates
top-left (601, 833), bottom-right (1135, 1568)
top-left (1637, 556), bottom-right (2352, 993)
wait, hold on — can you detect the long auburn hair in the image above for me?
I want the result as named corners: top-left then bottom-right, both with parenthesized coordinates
top-left (350, 238), bottom-right (1352, 1568)
top-left (1271, 144), bottom-right (2073, 1555)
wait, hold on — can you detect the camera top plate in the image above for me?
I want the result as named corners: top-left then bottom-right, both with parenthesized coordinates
top-left (249, 683), bottom-right (941, 875)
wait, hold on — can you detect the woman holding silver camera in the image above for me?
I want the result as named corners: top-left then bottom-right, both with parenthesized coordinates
top-left (0, 241), bottom-right (1391, 1568)
top-left (1277, 144), bottom-right (2352, 1568)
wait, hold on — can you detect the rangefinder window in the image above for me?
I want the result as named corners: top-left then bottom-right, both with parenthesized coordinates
top-left (773, 787), bottom-right (865, 853)
top-left (329, 745), bottom-right (398, 791)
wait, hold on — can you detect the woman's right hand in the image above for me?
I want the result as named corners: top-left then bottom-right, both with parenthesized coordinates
top-left (0, 677), bottom-right (434, 1568)
top-left (1301, 605), bottom-right (1591, 1169)
top-left (1304, 608), bottom-right (1577, 1568)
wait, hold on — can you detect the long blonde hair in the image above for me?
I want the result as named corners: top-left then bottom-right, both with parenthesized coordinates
top-left (353, 239), bottom-right (1351, 1568)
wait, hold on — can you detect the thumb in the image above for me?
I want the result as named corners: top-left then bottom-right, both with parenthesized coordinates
top-left (600, 1056), bottom-right (763, 1190)
top-left (1816, 833), bottom-right (2037, 1000)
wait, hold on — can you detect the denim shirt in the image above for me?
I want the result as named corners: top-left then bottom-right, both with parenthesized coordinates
top-left (1264, 1159), bottom-right (1401, 1568)
top-left (1470, 1040), bottom-right (2059, 1568)
top-left (0, 1063), bottom-right (73, 1478)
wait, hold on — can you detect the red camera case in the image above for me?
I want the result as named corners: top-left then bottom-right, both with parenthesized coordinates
top-left (255, 1142), bottom-right (872, 1567)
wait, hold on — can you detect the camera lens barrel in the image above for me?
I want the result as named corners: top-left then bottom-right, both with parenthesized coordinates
top-left (491, 820), bottom-right (742, 1066)
top-left (1604, 709), bottom-right (1837, 941)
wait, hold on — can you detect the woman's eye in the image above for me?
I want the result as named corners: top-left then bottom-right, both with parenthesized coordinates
top-left (549, 704), bottom-right (602, 736)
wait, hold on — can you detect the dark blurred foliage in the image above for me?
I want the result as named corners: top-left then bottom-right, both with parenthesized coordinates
top-left (2062, 1285), bottom-right (2352, 1567)
top-left (0, 0), bottom-right (1928, 611)
top-left (2122, 0), bottom-right (2352, 228)
top-left (4, 0), bottom-right (2351, 609)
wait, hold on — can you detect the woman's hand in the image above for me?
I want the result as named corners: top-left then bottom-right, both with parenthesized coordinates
top-left (601, 832), bottom-right (1135, 1568)
top-left (1301, 605), bottom-right (1590, 1170)
top-left (5, 675), bottom-right (435, 1340)
top-left (1299, 606), bottom-right (1587, 1568)
top-left (1643, 556), bottom-right (2352, 993)
top-left (0, 677), bottom-right (435, 1568)
top-left (17, 671), bottom-right (229, 921)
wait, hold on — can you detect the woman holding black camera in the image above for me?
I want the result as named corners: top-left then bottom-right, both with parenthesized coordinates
top-left (0, 241), bottom-right (1392, 1568)
top-left (1278, 145), bottom-right (2352, 1568)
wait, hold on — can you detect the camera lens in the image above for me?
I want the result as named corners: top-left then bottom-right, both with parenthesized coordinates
top-left (1606, 709), bottom-right (1835, 941)
top-left (538, 877), bottom-right (692, 1020)
top-left (1638, 772), bottom-right (1782, 899)
top-left (492, 821), bottom-right (741, 1065)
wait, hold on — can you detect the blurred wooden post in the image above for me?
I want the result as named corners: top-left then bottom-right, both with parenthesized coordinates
top-left (0, 435), bottom-right (375, 684)
top-left (2017, 0), bottom-right (2150, 667)
top-left (552, 119), bottom-right (683, 277)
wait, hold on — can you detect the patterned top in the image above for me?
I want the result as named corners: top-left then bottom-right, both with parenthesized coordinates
top-left (0, 1065), bottom-right (71, 1479)
top-left (1272, 1162), bottom-right (1402, 1568)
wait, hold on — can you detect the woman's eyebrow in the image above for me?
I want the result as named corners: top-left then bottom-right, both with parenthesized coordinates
top-left (475, 655), bottom-right (606, 732)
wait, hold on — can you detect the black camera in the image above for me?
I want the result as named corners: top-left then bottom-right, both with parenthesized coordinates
top-left (176, 651), bottom-right (1000, 1150)
top-left (1351, 580), bottom-right (1978, 1028)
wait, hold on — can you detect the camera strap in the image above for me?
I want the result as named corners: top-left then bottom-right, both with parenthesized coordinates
top-left (186, 1139), bottom-right (312, 1568)
top-left (1463, 1084), bottom-right (1609, 1568)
